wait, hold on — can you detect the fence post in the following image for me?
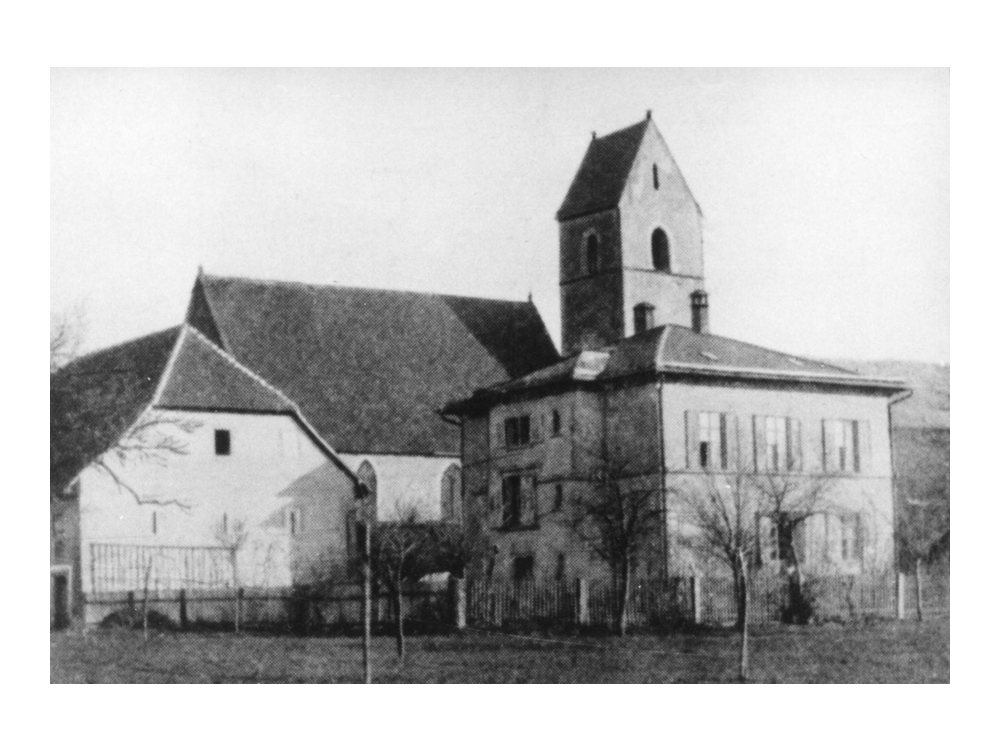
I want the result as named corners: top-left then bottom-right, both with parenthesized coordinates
top-left (690, 575), bottom-right (702, 624)
top-left (360, 522), bottom-right (372, 684)
top-left (179, 589), bottom-right (188, 630)
top-left (450, 574), bottom-right (467, 630)
top-left (575, 578), bottom-right (590, 627)
top-left (236, 587), bottom-right (244, 633)
top-left (896, 572), bottom-right (906, 620)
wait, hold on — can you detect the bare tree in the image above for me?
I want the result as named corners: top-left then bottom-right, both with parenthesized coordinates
top-left (674, 465), bottom-right (759, 680)
top-left (50, 309), bottom-right (199, 510)
top-left (215, 516), bottom-right (250, 631)
top-left (752, 472), bottom-right (837, 623)
top-left (369, 506), bottom-right (436, 659)
top-left (564, 456), bottom-right (664, 636)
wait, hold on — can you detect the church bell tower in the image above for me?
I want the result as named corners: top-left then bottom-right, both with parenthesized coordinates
top-left (556, 111), bottom-right (707, 354)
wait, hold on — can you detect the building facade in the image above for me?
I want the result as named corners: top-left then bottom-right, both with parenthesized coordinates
top-left (446, 114), bottom-right (908, 583)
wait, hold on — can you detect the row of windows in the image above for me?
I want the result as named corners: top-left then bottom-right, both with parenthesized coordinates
top-left (580, 227), bottom-right (672, 276)
top-left (355, 460), bottom-right (463, 522)
top-left (501, 410), bottom-right (563, 450)
top-left (688, 412), bottom-right (868, 474)
top-left (496, 476), bottom-right (566, 530)
top-left (761, 512), bottom-right (864, 566)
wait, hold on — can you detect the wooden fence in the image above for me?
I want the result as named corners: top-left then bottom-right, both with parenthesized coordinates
top-left (83, 581), bottom-right (453, 630)
top-left (468, 571), bottom-right (949, 629)
top-left (82, 568), bottom-right (948, 631)
top-left (89, 543), bottom-right (233, 593)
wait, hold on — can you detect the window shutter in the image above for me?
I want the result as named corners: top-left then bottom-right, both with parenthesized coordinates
top-left (855, 515), bottom-right (866, 562)
top-left (857, 420), bottom-right (871, 474)
top-left (530, 415), bottom-right (541, 444)
top-left (752, 416), bottom-right (766, 473)
top-left (719, 413), bottom-right (728, 469)
top-left (788, 418), bottom-right (802, 471)
top-left (525, 477), bottom-right (538, 524)
top-left (684, 411), bottom-right (697, 469)
top-left (821, 419), bottom-right (830, 472)
top-left (495, 419), bottom-right (505, 449)
top-left (724, 413), bottom-right (739, 470)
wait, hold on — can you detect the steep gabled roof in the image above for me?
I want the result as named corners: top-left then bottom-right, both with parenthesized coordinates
top-left (157, 327), bottom-right (297, 413)
top-left (51, 326), bottom-right (182, 492)
top-left (556, 119), bottom-right (650, 221)
top-left (188, 273), bottom-right (561, 455)
top-left (51, 325), bottom-right (359, 493)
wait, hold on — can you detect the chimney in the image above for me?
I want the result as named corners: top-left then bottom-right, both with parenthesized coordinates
top-left (690, 290), bottom-right (709, 334)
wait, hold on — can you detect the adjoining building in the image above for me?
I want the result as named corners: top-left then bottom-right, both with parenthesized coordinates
top-left (444, 113), bottom-right (909, 583)
top-left (52, 276), bottom-right (558, 623)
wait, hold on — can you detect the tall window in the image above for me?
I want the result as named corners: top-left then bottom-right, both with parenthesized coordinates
top-left (214, 429), bottom-right (231, 456)
top-left (585, 233), bottom-right (599, 275)
top-left (505, 415), bottom-right (531, 448)
top-left (633, 303), bottom-right (655, 334)
top-left (697, 412), bottom-right (728, 469)
top-left (756, 416), bottom-right (802, 472)
top-left (553, 483), bottom-right (563, 512)
top-left (501, 474), bottom-right (536, 528)
top-left (289, 508), bottom-right (304, 536)
top-left (651, 228), bottom-right (670, 272)
top-left (554, 552), bottom-right (566, 581)
top-left (357, 461), bottom-right (377, 522)
top-left (551, 409), bottom-right (562, 436)
top-left (840, 513), bottom-right (863, 561)
top-left (764, 417), bottom-right (785, 471)
top-left (441, 464), bottom-right (462, 522)
top-left (826, 420), bottom-right (861, 473)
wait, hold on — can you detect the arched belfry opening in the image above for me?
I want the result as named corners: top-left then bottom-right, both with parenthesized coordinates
top-left (651, 228), bottom-right (670, 272)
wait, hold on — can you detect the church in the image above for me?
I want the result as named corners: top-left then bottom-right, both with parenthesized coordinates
top-left (444, 112), bottom-right (909, 583)
top-left (52, 111), bottom-right (908, 623)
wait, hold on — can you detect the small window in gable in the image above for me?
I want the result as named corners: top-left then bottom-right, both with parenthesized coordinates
top-left (653, 163), bottom-right (659, 190)
top-left (651, 228), bottom-right (670, 272)
top-left (215, 429), bottom-right (231, 456)
top-left (633, 303), bottom-right (655, 334)
top-left (289, 508), bottom-right (304, 536)
top-left (585, 233), bottom-right (599, 275)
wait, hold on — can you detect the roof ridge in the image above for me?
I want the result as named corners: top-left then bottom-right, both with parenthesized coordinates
top-left (201, 273), bottom-right (537, 307)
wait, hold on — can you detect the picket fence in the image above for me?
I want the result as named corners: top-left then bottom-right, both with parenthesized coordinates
top-left (82, 570), bottom-right (948, 631)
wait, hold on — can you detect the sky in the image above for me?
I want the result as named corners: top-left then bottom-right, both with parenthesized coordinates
top-left (50, 68), bottom-right (949, 363)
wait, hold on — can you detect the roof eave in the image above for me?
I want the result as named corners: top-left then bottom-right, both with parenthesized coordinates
top-left (656, 362), bottom-right (909, 391)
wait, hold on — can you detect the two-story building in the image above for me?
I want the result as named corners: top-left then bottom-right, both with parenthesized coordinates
top-left (444, 112), bottom-right (909, 583)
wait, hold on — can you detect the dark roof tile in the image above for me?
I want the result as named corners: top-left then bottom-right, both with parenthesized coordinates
top-left (191, 274), bottom-right (560, 455)
top-left (556, 120), bottom-right (649, 221)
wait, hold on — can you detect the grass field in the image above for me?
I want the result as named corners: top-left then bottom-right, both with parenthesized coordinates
top-left (51, 618), bottom-right (949, 683)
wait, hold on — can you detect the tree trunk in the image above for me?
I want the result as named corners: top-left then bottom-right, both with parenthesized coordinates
top-left (738, 550), bottom-right (750, 682)
top-left (732, 562), bottom-right (746, 633)
top-left (615, 562), bottom-right (630, 636)
top-left (915, 557), bottom-right (924, 622)
top-left (395, 583), bottom-right (405, 659)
